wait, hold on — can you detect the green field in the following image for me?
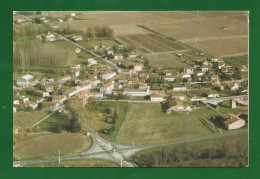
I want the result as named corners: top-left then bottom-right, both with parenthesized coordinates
top-left (23, 158), bottom-right (119, 167)
top-left (116, 103), bottom-right (216, 145)
top-left (73, 102), bottom-right (128, 141)
top-left (144, 52), bottom-right (188, 69)
top-left (223, 55), bottom-right (248, 66)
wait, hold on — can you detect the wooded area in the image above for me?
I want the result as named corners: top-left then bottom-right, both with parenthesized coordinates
top-left (134, 135), bottom-right (248, 167)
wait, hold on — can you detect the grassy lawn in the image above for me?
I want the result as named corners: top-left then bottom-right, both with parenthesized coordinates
top-left (73, 102), bottom-right (128, 141)
top-left (218, 100), bottom-right (248, 114)
top-left (116, 103), bottom-right (217, 145)
top-left (23, 158), bottom-right (119, 167)
top-left (223, 55), bottom-right (248, 66)
top-left (13, 111), bottom-right (49, 130)
top-left (144, 52), bottom-right (187, 69)
top-left (13, 133), bottom-right (92, 161)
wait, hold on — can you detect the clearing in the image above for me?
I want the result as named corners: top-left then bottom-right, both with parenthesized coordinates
top-left (144, 51), bottom-right (188, 69)
top-left (116, 103), bottom-right (217, 145)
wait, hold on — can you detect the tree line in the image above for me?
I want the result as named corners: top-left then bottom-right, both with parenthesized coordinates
top-left (85, 26), bottom-right (114, 38)
top-left (134, 135), bottom-right (248, 167)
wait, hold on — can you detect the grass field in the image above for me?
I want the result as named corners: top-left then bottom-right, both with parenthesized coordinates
top-left (23, 158), bottom-right (120, 167)
top-left (13, 133), bottom-right (91, 160)
top-left (144, 52), bottom-right (188, 69)
top-left (116, 103), bottom-right (217, 145)
top-left (73, 101), bottom-right (128, 141)
top-left (223, 55), bottom-right (248, 66)
top-left (13, 111), bottom-right (49, 130)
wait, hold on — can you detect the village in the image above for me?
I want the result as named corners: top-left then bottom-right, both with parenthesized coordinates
top-left (12, 11), bottom-right (249, 167)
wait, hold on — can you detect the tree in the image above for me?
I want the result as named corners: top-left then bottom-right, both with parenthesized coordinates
top-left (113, 45), bottom-right (118, 53)
top-left (86, 27), bottom-right (94, 37)
top-left (110, 126), bottom-right (116, 133)
top-left (129, 44), bottom-right (137, 52)
top-left (201, 75), bottom-right (208, 82)
top-left (113, 110), bottom-right (118, 119)
top-left (70, 117), bottom-right (81, 133)
top-left (106, 108), bottom-right (112, 114)
top-left (53, 122), bottom-right (62, 133)
top-left (191, 74), bottom-right (198, 82)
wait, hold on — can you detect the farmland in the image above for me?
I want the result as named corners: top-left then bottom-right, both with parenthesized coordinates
top-left (143, 52), bottom-right (188, 69)
top-left (13, 133), bottom-right (91, 160)
top-left (116, 103), bottom-right (217, 145)
top-left (142, 11), bottom-right (248, 57)
top-left (117, 33), bottom-right (188, 54)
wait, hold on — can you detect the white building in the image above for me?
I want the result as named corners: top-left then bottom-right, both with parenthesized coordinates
top-left (172, 93), bottom-right (186, 101)
top-left (62, 88), bottom-right (79, 99)
top-left (224, 114), bottom-right (246, 130)
top-left (123, 88), bottom-right (149, 97)
top-left (75, 48), bottom-right (81, 53)
top-left (17, 74), bottom-right (33, 86)
top-left (100, 82), bottom-right (114, 94)
top-left (114, 54), bottom-right (123, 60)
top-left (179, 72), bottom-right (191, 79)
top-left (57, 75), bottom-right (71, 84)
top-left (70, 64), bottom-right (81, 69)
top-left (52, 95), bottom-right (66, 104)
top-left (87, 58), bottom-right (97, 66)
top-left (107, 50), bottom-right (114, 56)
top-left (71, 69), bottom-right (80, 78)
top-left (173, 87), bottom-right (187, 92)
top-left (184, 67), bottom-right (194, 75)
top-left (208, 94), bottom-right (219, 98)
top-left (150, 93), bottom-right (164, 102)
top-left (132, 63), bottom-right (143, 71)
top-left (72, 36), bottom-right (83, 41)
top-left (102, 72), bottom-right (116, 80)
top-left (88, 92), bottom-right (104, 98)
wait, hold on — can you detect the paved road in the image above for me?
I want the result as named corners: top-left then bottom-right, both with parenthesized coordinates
top-left (21, 15), bottom-right (119, 70)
